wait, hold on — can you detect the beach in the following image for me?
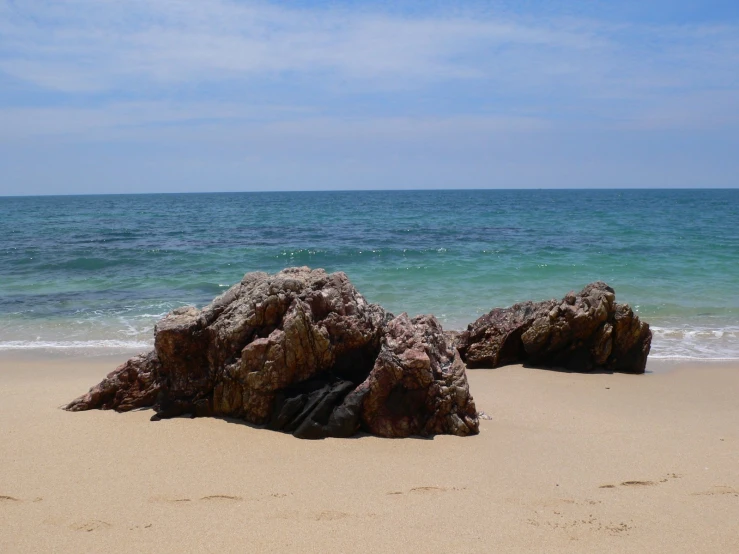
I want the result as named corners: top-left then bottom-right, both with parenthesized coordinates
top-left (2, 191), bottom-right (736, 552)
top-left (2, 353), bottom-right (737, 553)
top-left (4, 0), bottom-right (738, 551)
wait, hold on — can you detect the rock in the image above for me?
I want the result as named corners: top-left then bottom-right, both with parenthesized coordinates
top-left (353, 313), bottom-right (478, 437)
top-left (271, 313), bottom-right (480, 439)
top-left (64, 350), bottom-right (161, 412)
top-left (456, 282), bottom-right (651, 373)
top-left (64, 267), bottom-right (479, 439)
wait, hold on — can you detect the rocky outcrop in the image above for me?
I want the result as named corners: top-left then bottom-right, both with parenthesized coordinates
top-left (65, 267), bottom-right (480, 439)
top-left (65, 351), bottom-right (161, 412)
top-left (354, 314), bottom-right (478, 437)
top-left (268, 313), bottom-right (478, 438)
top-left (456, 282), bottom-right (651, 373)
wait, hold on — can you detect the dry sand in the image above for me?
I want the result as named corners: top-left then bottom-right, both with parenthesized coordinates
top-left (1, 352), bottom-right (738, 553)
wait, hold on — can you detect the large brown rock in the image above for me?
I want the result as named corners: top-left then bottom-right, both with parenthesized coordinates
top-left (456, 282), bottom-right (651, 373)
top-left (64, 267), bottom-right (479, 439)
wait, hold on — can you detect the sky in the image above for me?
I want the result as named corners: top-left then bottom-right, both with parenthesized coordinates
top-left (1, 0), bottom-right (738, 194)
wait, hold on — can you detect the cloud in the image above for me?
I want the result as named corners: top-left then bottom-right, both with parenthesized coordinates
top-left (0, 1), bottom-right (640, 92)
top-left (0, 1), bottom-right (738, 193)
top-left (0, 2), bottom-right (735, 103)
top-left (1, 2), bottom-right (736, 97)
top-left (0, 100), bottom-right (316, 139)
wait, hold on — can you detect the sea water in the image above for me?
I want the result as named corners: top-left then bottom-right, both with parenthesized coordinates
top-left (1, 189), bottom-right (737, 359)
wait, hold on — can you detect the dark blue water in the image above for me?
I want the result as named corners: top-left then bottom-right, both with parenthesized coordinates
top-left (1, 190), bottom-right (738, 358)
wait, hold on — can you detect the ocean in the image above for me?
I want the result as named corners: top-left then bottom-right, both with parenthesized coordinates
top-left (1, 189), bottom-right (737, 360)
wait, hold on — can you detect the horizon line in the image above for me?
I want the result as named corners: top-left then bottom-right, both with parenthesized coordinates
top-left (2, 186), bottom-right (738, 199)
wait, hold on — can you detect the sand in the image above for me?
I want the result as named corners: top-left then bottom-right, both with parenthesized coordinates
top-left (1, 353), bottom-right (737, 553)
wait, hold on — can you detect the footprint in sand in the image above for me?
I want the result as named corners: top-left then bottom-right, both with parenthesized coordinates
top-left (411, 486), bottom-right (449, 493)
top-left (527, 515), bottom-right (634, 537)
top-left (605, 522), bottom-right (633, 535)
top-left (620, 481), bottom-right (656, 487)
top-left (313, 510), bottom-right (351, 521)
top-left (600, 473), bottom-right (682, 489)
top-left (149, 495), bottom-right (192, 504)
top-left (389, 486), bottom-right (466, 495)
top-left (691, 486), bottom-right (739, 497)
top-left (152, 494), bottom-right (246, 504)
top-left (598, 480), bottom-right (656, 488)
top-left (272, 509), bottom-right (351, 522)
top-left (526, 500), bottom-right (634, 539)
top-left (129, 523), bottom-right (153, 531)
top-left (70, 520), bottom-right (111, 532)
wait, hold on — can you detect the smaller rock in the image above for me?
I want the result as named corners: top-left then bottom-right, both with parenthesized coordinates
top-left (64, 351), bottom-right (161, 412)
top-left (456, 282), bottom-right (651, 373)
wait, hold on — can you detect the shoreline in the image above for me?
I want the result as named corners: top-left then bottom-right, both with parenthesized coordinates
top-left (1, 354), bottom-right (738, 552)
top-left (2, 319), bottom-right (738, 360)
top-left (2, 348), bottom-right (737, 372)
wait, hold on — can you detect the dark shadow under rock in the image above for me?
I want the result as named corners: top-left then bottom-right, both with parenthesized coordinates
top-left (455, 282), bottom-right (651, 374)
top-left (268, 379), bottom-right (359, 439)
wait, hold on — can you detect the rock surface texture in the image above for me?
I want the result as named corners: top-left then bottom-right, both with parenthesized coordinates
top-left (351, 313), bottom-right (478, 438)
top-left (65, 267), bottom-right (479, 439)
top-left (455, 282), bottom-right (652, 373)
top-left (66, 351), bottom-right (161, 412)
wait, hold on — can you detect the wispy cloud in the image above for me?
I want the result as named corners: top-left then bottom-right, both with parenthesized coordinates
top-left (0, 1), bottom-right (738, 193)
top-left (2, 2), bottom-right (737, 106)
top-left (0, 1), bottom-right (609, 92)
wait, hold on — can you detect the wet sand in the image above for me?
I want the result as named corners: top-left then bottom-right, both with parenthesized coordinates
top-left (1, 353), bottom-right (737, 553)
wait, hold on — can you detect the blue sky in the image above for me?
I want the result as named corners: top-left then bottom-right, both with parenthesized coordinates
top-left (1, 0), bottom-right (738, 194)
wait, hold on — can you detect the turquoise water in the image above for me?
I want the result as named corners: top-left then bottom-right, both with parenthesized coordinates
top-left (1, 189), bottom-right (737, 359)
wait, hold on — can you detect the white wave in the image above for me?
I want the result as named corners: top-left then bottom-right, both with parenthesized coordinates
top-left (649, 355), bottom-right (739, 361)
top-left (0, 340), bottom-right (152, 351)
top-left (649, 325), bottom-right (739, 360)
top-left (440, 319), bottom-right (739, 361)
top-left (2, 319), bottom-right (737, 361)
